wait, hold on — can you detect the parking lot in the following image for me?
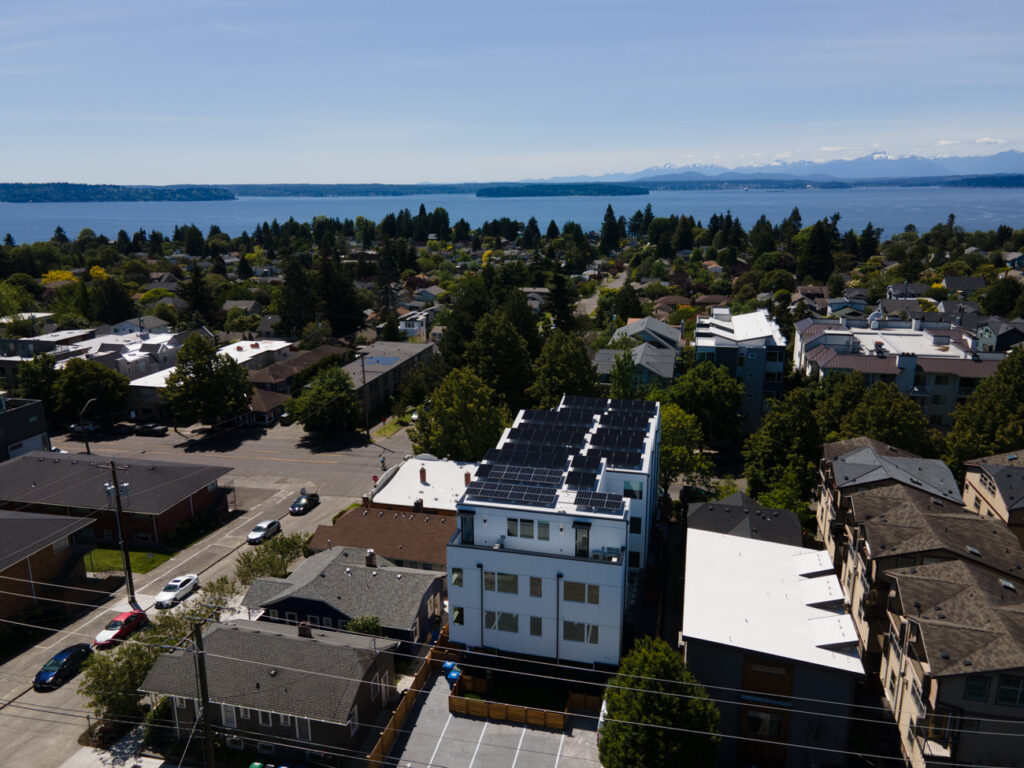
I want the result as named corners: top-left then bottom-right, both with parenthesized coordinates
top-left (391, 673), bottom-right (602, 768)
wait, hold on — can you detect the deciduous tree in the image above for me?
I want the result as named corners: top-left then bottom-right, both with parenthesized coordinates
top-left (411, 368), bottom-right (509, 461)
top-left (53, 358), bottom-right (130, 422)
top-left (599, 636), bottom-right (719, 768)
top-left (838, 381), bottom-right (934, 456)
top-left (162, 334), bottom-right (252, 425)
top-left (658, 404), bottom-right (712, 493)
top-left (465, 311), bottom-right (532, 411)
top-left (526, 330), bottom-right (597, 408)
top-left (288, 366), bottom-right (363, 434)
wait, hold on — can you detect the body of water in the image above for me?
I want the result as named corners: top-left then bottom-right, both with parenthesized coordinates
top-left (1, 186), bottom-right (1023, 245)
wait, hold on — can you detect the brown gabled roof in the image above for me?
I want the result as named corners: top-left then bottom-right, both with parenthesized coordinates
top-left (913, 356), bottom-right (1001, 377)
top-left (822, 436), bottom-right (919, 461)
top-left (817, 353), bottom-right (900, 375)
top-left (249, 344), bottom-right (348, 386)
top-left (249, 388), bottom-right (289, 414)
top-left (694, 294), bottom-right (730, 306)
top-left (307, 507), bottom-right (452, 567)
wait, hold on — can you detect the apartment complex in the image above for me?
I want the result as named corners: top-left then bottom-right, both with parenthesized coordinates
top-left (447, 396), bottom-right (660, 666)
top-left (693, 308), bottom-right (786, 432)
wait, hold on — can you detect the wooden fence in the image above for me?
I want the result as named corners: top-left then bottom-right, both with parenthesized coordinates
top-left (365, 627), bottom-right (453, 768)
top-left (566, 692), bottom-right (603, 713)
top-left (447, 674), bottom-right (568, 731)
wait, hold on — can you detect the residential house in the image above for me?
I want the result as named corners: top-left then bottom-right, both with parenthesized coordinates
top-left (242, 547), bottom-right (444, 647)
top-left (942, 275), bottom-right (986, 298)
top-left (0, 451), bottom-right (229, 546)
top-left (650, 295), bottom-right (690, 323)
top-left (593, 343), bottom-right (675, 390)
top-left (794, 317), bottom-right (1005, 427)
top-left (414, 285), bottom-right (445, 304)
top-left (394, 306), bottom-right (438, 341)
top-left (249, 344), bottom-right (348, 394)
top-left (975, 317), bottom-right (1024, 352)
top-left (963, 451), bottom-right (1024, 545)
top-left (0, 396), bottom-right (51, 460)
top-left (308, 507), bottom-right (453, 572)
top-left (887, 282), bottom-right (930, 300)
top-left (107, 315), bottom-right (172, 336)
top-left (880, 560), bottom-right (1024, 768)
top-left (702, 260), bottom-right (724, 276)
top-left (683, 528), bottom-right (863, 768)
top-left (221, 299), bottom-right (262, 316)
top-left (610, 316), bottom-right (680, 353)
top-left (366, 455), bottom-right (478, 515)
top-left (255, 314), bottom-right (280, 338)
top-left (140, 621), bottom-right (396, 765)
top-left (447, 396), bottom-right (661, 666)
top-left (520, 286), bottom-right (550, 313)
top-left (152, 295), bottom-right (189, 313)
top-left (0, 510), bottom-right (93, 619)
top-left (693, 294), bottom-right (730, 309)
top-left (693, 308), bottom-right (786, 432)
top-left (143, 272), bottom-right (180, 293)
top-left (687, 491), bottom-right (801, 547)
top-left (1002, 252), bottom-right (1024, 270)
top-left (790, 285), bottom-right (831, 316)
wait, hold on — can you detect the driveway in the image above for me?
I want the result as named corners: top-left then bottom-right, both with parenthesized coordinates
top-left (390, 672), bottom-right (601, 768)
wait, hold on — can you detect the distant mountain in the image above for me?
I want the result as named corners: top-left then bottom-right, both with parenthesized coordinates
top-left (531, 150), bottom-right (1024, 184)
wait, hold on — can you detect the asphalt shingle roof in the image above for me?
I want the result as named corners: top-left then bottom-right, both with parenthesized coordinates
top-left (140, 622), bottom-right (393, 722)
top-left (242, 548), bottom-right (441, 632)
top-left (0, 510), bottom-right (94, 571)
top-left (827, 443), bottom-right (962, 503)
top-left (687, 492), bottom-right (801, 546)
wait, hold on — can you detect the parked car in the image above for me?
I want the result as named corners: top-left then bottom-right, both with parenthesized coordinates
top-left (278, 412), bottom-right (293, 426)
top-left (136, 423), bottom-right (169, 437)
top-left (50, 446), bottom-right (68, 454)
top-left (104, 423), bottom-right (135, 437)
top-left (93, 610), bottom-right (148, 648)
top-left (154, 574), bottom-right (200, 609)
top-left (289, 492), bottom-right (320, 515)
top-left (247, 519), bottom-right (281, 545)
top-left (69, 421), bottom-right (100, 434)
top-left (33, 644), bottom-right (92, 690)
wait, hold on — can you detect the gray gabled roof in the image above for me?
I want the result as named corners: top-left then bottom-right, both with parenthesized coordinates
top-left (0, 510), bottom-right (94, 571)
top-left (140, 622), bottom-right (394, 723)
top-left (242, 548), bottom-right (441, 632)
top-left (593, 342), bottom-right (675, 380)
top-left (611, 316), bottom-right (680, 351)
top-left (829, 443), bottom-right (962, 503)
top-left (687, 492), bottom-right (801, 547)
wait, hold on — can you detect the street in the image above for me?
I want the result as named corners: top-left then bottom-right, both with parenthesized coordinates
top-left (0, 421), bottom-right (413, 767)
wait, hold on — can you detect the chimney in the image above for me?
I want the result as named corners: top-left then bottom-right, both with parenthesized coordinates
top-left (366, 548), bottom-right (376, 568)
top-left (298, 621), bottom-right (312, 638)
top-left (420, 466), bottom-right (427, 484)
top-left (464, 471), bottom-right (471, 486)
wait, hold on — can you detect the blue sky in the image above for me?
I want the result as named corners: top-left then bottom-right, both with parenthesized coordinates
top-left (1, 0), bottom-right (1021, 184)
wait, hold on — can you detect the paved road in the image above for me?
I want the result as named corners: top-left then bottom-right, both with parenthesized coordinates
top-left (0, 422), bottom-right (414, 768)
top-left (576, 271), bottom-right (626, 317)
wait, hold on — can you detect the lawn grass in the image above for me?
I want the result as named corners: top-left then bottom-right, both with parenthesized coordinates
top-left (87, 547), bottom-right (171, 574)
top-left (374, 418), bottom-right (408, 439)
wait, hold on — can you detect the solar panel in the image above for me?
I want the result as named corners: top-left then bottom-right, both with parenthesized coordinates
top-left (488, 447), bottom-right (571, 469)
top-left (466, 480), bottom-right (558, 508)
top-left (562, 395), bottom-right (609, 411)
top-left (572, 452), bottom-right (603, 470)
top-left (565, 470), bottom-right (598, 489)
top-left (574, 491), bottom-right (624, 513)
top-left (478, 464), bottom-right (564, 487)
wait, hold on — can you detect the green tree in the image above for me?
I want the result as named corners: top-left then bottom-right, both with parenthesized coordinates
top-left (346, 616), bottom-right (383, 635)
top-left (79, 641), bottom-right (159, 723)
top-left (613, 284), bottom-right (642, 323)
top-left (288, 366), bottom-right (363, 434)
top-left (411, 367), bottom-right (510, 461)
top-left (53, 358), bottom-right (130, 423)
top-left (299, 319), bottom-right (333, 349)
top-left (743, 388), bottom-right (821, 498)
top-left (599, 636), bottom-right (719, 768)
top-left (234, 533), bottom-right (307, 586)
top-left (658, 404), bottom-right (713, 494)
top-left (609, 350), bottom-right (638, 399)
top-left (838, 381), bottom-right (933, 456)
top-left (526, 330), bottom-right (597, 408)
top-left (16, 354), bottom-right (58, 413)
top-left (945, 350), bottom-right (1024, 478)
top-left (599, 204), bottom-right (619, 254)
top-left (465, 311), bottom-right (532, 411)
top-left (982, 277), bottom-right (1023, 317)
top-left (162, 334), bottom-right (252, 425)
top-left (92, 276), bottom-right (136, 324)
top-left (814, 371), bottom-right (867, 440)
top-left (657, 362), bottom-right (745, 443)
top-left (183, 259), bottom-right (212, 320)
top-left (796, 221), bottom-right (834, 282)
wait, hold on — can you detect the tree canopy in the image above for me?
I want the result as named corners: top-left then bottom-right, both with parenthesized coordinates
top-left (411, 367), bottom-right (510, 461)
top-left (658, 404), bottom-right (712, 494)
top-left (656, 362), bottom-right (745, 443)
top-left (526, 330), bottom-right (597, 408)
top-left (599, 636), bottom-right (720, 768)
top-left (53, 357), bottom-right (130, 423)
top-left (288, 366), bottom-right (363, 433)
top-left (162, 333), bottom-right (252, 425)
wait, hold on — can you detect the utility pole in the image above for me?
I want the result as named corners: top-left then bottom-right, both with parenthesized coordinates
top-left (193, 620), bottom-right (217, 768)
top-left (107, 460), bottom-right (135, 607)
top-left (359, 351), bottom-right (370, 437)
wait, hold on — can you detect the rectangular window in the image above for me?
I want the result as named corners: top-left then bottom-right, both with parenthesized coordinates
top-left (996, 675), bottom-right (1024, 707)
top-left (587, 584), bottom-right (600, 604)
top-left (323, 617), bottom-right (332, 628)
top-left (746, 710), bottom-right (782, 738)
top-left (296, 717), bottom-right (311, 742)
top-left (520, 519), bottom-right (534, 539)
top-left (628, 551), bottom-right (640, 568)
top-left (461, 514), bottom-right (474, 545)
top-left (451, 567), bottom-right (463, 587)
top-left (285, 612), bottom-right (298, 625)
top-left (587, 625), bottom-right (599, 644)
top-left (564, 581), bottom-right (586, 602)
top-left (484, 571), bottom-right (496, 591)
top-left (507, 519), bottom-right (519, 537)
top-left (349, 707), bottom-right (358, 737)
top-left (575, 525), bottom-right (589, 558)
top-left (629, 516), bottom-right (642, 534)
top-left (258, 710), bottom-right (272, 727)
top-left (279, 713), bottom-right (291, 726)
top-left (563, 621), bottom-right (585, 643)
top-left (965, 676), bottom-right (991, 702)
top-left (496, 573), bottom-right (518, 594)
top-left (530, 577), bottom-right (542, 597)
top-left (498, 612), bottom-right (518, 632)
top-left (538, 521), bottom-right (550, 540)
top-left (623, 482), bottom-right (643, 500)
top-left (175, 697), bottom-right (186, 709)
top-left (485, 610), bottom-right (496, 629)
top-left (452, 606), bottom-right (464, 625)
top-left (238, 707), bottom-right (250, 720)
top-left (530, 616), bottom-right (542, 636)
top-left (308, 615), bottom-right (319, 626)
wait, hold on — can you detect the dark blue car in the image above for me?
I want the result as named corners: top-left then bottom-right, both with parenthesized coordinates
top-left (33, 644), bottom-right (92, 690)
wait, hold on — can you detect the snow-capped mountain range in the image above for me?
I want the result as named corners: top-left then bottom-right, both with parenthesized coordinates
top-left (525, 150), bottom-right (1024, 183)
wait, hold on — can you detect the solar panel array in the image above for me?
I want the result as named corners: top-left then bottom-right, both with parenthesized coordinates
top-left (588, 449), bottom-right (645, 470)
top-left (606, 398), bottom-right (657, 416)
top-left (599, 410), bottom-right (652, 430)
top-left (564, 470), bottom-right (598, 489)
top-left (575, 490), bottom-right (625, 513)
top-left (475, 464), bottom-right (564, 487)
top-left (484, 446), bottom-right (572, 469)
top-left (520, 409), bottom-right (595, 428)
top-left (590, 428), bottom-right (646, 452)
top-left (505, 424), bottom-right (589, 447)
top-left (465, 480), bottom-right (559, 508)
top-left (562, 395), bottom-right (610, 411)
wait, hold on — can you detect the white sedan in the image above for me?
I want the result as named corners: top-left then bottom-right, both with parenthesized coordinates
top-left (154, 574), bottom-right (200, 609)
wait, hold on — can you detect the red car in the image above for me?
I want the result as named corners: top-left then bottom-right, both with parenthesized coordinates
top-left (93, 610), bottom-right (148, 648)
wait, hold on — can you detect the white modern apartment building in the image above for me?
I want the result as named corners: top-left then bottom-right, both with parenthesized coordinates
top-left (447, 396), bottom-right (660, 667)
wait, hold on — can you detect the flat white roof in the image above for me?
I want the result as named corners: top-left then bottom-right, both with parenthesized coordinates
top-left (130, 368), bottom-right (175, 389)
top-left (372, 456), bottom-right (478, 512)
top-left (844, 327), bottom-right (970, 359)
top-left (683, 529), bottom-right (863, 674)
top-left (217, 339), bottom-right (292, 364)
top-left (0, 312), bottom-right (53, 323)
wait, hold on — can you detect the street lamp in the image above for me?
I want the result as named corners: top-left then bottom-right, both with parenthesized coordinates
top-left (80, 397), bottom-right (97, 455)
